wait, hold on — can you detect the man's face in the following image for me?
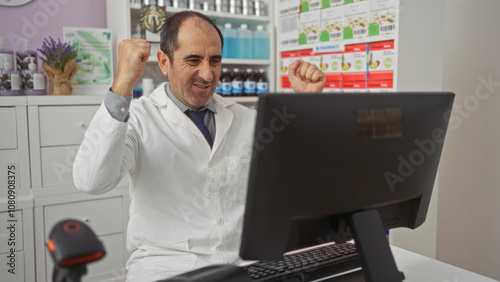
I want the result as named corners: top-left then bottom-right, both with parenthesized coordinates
top-left (158, 17), bottom-right (222, 110)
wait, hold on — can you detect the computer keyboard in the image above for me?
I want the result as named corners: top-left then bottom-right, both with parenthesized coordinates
top-left (241, 242), bottom-right (361, 281)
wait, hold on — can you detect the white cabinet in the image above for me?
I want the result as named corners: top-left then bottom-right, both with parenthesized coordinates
top-left (105, 0), bottom-right (275, 104)
top-left (0, 96), bottom-right (130, 281)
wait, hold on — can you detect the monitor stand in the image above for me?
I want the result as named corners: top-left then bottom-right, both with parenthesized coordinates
top-left (348, 209), bottom-right (405, 282)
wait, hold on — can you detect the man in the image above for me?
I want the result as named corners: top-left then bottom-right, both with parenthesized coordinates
top-left (73, 10), bottom-right (325, 281)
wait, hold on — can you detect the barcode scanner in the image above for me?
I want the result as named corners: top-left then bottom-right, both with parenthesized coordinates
top-left (47, 219), bottom-right (106, 282)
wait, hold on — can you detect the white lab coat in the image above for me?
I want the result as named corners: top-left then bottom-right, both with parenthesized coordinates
top-left (73, 83), bottom-right (257, 281)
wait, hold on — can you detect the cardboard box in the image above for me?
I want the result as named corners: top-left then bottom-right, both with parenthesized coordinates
top-left (299, 49), bottom-right (322, 67)
top-left (324, 79), bottom-right (341, 92)
top-left (342, 43), bottom-right (368, 81)
top-left (289, 0), bottom-right (301, 14)
top-left (301, 0), bottom-right (323, 12)
top-left (299, 10), bottom-right (321, 44)
top-left (367, 80), bottom-right (394, 92)
top-left (279, 0), bottom-right (289, 16)
top-left (343, 1), bottom-right (369, 39)
top-left (341, 80), bottom-right (366, 93)
top-left (279, 51), bottom-right (300, 75)
top-left (368, 40), bottom-right (395, 81)
top-left (320, 6), bottom-right (344, 42)
top-left (322, 0), bottom-right (344, 9)
top-left (279, 14), bottom-right (300, 48)
top-left (369, 0), bottom-right (398, 36)
top-left (321, 51), bottom-right (343, 80)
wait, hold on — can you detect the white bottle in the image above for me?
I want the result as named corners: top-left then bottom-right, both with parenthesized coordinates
top-left (0, 36), bottom-right (14, 72)
top-left (16, 38), bottom-right (38, 72)
top-left (22, 57), bottom-right (46, 95)
top-left (142, 78), bottom-right (155, 97)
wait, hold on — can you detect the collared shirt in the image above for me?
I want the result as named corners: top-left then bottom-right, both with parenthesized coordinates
top-left (104, 84), bottom-right (217, 141)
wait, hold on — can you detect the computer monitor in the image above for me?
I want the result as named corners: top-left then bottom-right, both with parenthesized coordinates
top-left (239, 92), bottom-right (454, 281)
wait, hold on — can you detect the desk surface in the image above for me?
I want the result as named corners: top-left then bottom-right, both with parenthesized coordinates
top-left (391, 246), bottom-right (497, 282)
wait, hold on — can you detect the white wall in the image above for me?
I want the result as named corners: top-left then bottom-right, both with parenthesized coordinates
top-left (391, 0), bottom-right (500, 280)
top-left (390, 0), bottom-right (446, 259)
top-left (437, 0), bottom-right (500, 280)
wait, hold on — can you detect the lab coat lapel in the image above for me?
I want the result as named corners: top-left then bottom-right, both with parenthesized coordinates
top-left (212, 95), bottom-right (234, 154)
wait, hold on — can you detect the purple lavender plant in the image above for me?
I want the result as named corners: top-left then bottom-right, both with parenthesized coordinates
top-left (37, 37), bottom-right (80, 71)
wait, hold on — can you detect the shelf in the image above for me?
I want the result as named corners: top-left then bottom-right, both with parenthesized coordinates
top-left (130, 3), bottom-right (271, 22)
top-left (279, 34), bottom-right (397, 53)
top-left (223, 96), bottom-right (258, 103)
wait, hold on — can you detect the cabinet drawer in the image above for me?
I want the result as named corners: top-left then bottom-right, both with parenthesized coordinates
top-left (0, 107), bottom-right (17, 150)
top-left (0, 250), bottom-right (25, 282)
top-left (0, 150), bottom-right (20, 193)
top-left (39, 105), bottom-right (99, 147)
top-left (0, 210), bottom-right (24, 253)
top-left (45, 233), bottom-right (125, 282)
top-left (40, 145), bottom-right (130, 188)
top-left (40, 145), bottom-right (79, 187)
top-left (44, 197), bottom-right (123, 240)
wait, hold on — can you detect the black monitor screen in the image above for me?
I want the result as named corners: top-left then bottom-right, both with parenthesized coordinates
top-left (240, 92), bottom-right (454, 264)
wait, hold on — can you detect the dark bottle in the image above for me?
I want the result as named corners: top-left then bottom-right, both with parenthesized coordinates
top-left (221, 68), bottom-right (232, 96)
top-left (243, 68), bottom-right (256, 96)
top-left (256, 68), bottom-right (269, 95)
top-left (231, 67), bottom-right (243, 96)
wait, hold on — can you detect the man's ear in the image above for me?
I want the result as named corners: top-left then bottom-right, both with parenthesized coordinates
top-left (157, 50), bottom-right (170, 75)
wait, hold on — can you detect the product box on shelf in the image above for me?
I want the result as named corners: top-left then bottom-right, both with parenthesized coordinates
top-left (323, 80), bottom-right (341, 92)
top-left (301, 0), bottom-right (322, 12)
top-left (279, 0), bottom-right (289, 16)
top-left (367, 79), bottom-right (394, 92)
top-left (368, 40), bottom-right (395, 81)
top-left (342, 43), bottom-right (368, 81)
top-left (341, 80), bottom-right (366, 93)
top-left (280, 75), bottom-right (294, 93)
top-left (322, 0), bottom-right (344, 9)
top-left (279, 50), bottom-right (300, 75)
top-left (299, 9), bottom-right (321, 45)
top-left (299, 49), bottom-right (321, 67)
top-left (320, 5), bottom-right (344, 42)
top-left (320, 51), bottom-right (343, 81)
top-left (289, 0), bottom-right (300, 14)
top-left (369, 0), bottom-right (398, 37)
top-left (343, 0), bottom-right (370, 39)
top-left (279, 14), bottom-right (300, 48)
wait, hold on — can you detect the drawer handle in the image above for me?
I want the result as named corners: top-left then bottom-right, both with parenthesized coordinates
top-left (79, 122), bottom-right (88, 129)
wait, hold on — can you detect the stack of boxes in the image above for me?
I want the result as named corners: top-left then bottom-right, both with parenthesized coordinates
top-left (278, 0), bottom-right (398, 93)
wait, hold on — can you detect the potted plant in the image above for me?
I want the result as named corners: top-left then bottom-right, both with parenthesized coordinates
top-left (37, 37), bottom-right (79, 95)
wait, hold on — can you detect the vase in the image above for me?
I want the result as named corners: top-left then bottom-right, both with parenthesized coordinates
top-left (42, 59), bottom-right (77, 95)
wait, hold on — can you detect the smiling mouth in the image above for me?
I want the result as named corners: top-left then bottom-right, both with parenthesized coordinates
top-left (194, 83), bottom-right (211, 89)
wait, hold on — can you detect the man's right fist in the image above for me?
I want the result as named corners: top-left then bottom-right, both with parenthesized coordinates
top-left (111, 39), bottom-right (151, 97)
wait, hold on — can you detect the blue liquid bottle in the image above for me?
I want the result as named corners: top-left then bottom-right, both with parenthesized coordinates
top-left (221, 23), bottom-right (238, 59)
top-left (237, 23), bottom-right (253, 59)
top-left (253, 25), bottom-right (269, 60)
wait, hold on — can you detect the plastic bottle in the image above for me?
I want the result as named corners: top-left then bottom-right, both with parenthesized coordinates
top-left (133, 81), bottom-right (143, 98)
top-left (22, 57), bottom-right (46, 95)
top-left (221, 23), bottom-right (238, 59)
top-left (243, 68), bottom-right (256, 96)
top-left (221, 68), bottom-right (232, 96)
top-left (0, 36), bottom-right (14, 72)
top-left (16, 38), bottom-right (38, 71)
top-left (231, 67), bottom-right (243, 96)
top-left (253, 25), bottom-right (269, 60)
top-left (237, 23), bottom-right (253, 59)
top-left (256, 68), bottom-right (269, 95)
top-left (0, 58), bottom-right (22, 96)
top-left (142, 78), bottom-right (155, 97)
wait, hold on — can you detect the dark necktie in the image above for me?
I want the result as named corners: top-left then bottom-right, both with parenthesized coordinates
top-left (187, 110), bottom-right (213, 147)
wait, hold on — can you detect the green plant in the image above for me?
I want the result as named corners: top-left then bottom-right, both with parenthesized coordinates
top-left (37, 37), bottom-right (80, 71)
